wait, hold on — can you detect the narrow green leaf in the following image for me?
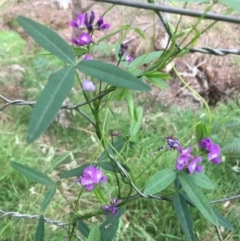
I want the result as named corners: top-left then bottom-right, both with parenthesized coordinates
top-left (178, 173), bottom-right (218, 225)
top-left (87, 225), bottom-right (101, 241)
top-left (78, 220), bottom-right (90, 238)
top-left (213, 208), bottom-right (234, 231)
top-left (35, 215), bottom-right (45, 241)
top-left (151, 77), bottom-right (168, 89)
top-left (60, 163), bottom-right (90, 179)
top-left (195, 122), bottom-right (206, 143)
top-left (27, 66), bottom-right (75, 143)
top-left (76, 60), bottom-right (151, 91)
top-left (188, 173), bottom-right (215, 190)
top-left (173, 193), bottom-right (195, 241)
top-left (17, 16), bottom-right (75, 64)
top-left (10, 161), bottom-right (54, 186)
top-left (124, 89), bottom-right (136, 121)
top-left (144, 168), bottom-right (176, 195)
top-left (128, 51), bottom-right (162, 69)
top-left (40, 187), bottom-right (56, 212)
top-left (129, 106), bottom-right (143, 136)
top-left (94, 187), bottom-right (107, 204)
top-left (133, 27), bottom-right (145, 39)
top-left (98, 25), bottom-right (130, 43)
top-left (100, 208), bottom-right (125, 241)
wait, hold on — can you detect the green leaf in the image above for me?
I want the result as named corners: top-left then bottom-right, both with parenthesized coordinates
top-left (173, 193), bottom-right (195, 241)
top-left (144, 75), bottom-right (168, 89)
top-left (129, 106), bottom-right (143, 136)
top-left (27, 66), bottom-right (75, 143)
top-left (60, 163), bottom-right (90, 179)
top-left (17, 16), bottom-right (75, 64)
top-left (76, 60), bottom-right (151, 91)
top-left (94, 187), bottom-right (107, 204)
top-left (40, 187), bottom-right (56, 212)
top-left (35, 215), bottom-right (45, 241)
top-left (144, 168), bottom-right (176, 195)
top-left (213, 208), bottom-right (234, 231)
top-left (78, 219), bottom-right (90, 238)
top-left (10, 161), bottom-right (54, 186)
top-left (188, 173), bottom-right (215, 190)
top-left (133, 27), bottom-right (145, 39)
top-left (124, 89), bottom-right (137, 121)
top-left (178, 173), bottom-right (218, 225)
top-left (195, 122), bottom-right (209, 143)
top-left (87, 225), bottom-right (101, 241)
top-left (100, 208), bottom-right (125, 241)
top-left (73, 47), bottom-right (87, 56)
top-left (98, 25), bottom-right (130, 43)
top-left (128, 51), bottom-right (163, 69)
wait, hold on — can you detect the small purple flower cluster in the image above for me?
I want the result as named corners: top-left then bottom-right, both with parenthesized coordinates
top-left (199, 137), bottom-right (221, 164)
top-left (166, 136), bottom-right (221, 174)
top-left (118, 43), bottom-right (134, 63)
top-left (102, 198), bottom-right (118, 215)
top-left (75, 166), bottom-right (107, 191)
top-left (70, 11), bottom-right (110, 46)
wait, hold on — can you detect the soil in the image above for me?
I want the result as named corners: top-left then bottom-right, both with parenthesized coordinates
top-left (1, 0), bottom-right (240, 108)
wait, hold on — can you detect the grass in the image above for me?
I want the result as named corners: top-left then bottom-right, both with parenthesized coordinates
top-left (1, 5), bottom-right (240, 241)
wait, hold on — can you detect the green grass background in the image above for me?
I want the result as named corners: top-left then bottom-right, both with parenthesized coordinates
top-left (0, 27), bottom-right (240, 241)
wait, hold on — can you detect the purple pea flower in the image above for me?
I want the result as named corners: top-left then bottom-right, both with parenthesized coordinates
top-left (187, 156), bottom-right (203, 174)
top-left (96, 16), bottom-right (110, 31)
top-left (103, 198), bottom-right (118, 215)
top-left (71, 32), bottom-right (92, 46)
top-left (125, 53), bottom-right (134, 63)
top-left (85, 11), bottom-right (95, 31)
top-left (166, 136), bottom-right (181, 150)
top-left (82, 79), bottom-right (96, 92)
top-left (75, 166), bottom-right (107, 191)
top-left (70, 13), bottom-right (86, 29)
top-left (176, 147), bottom-right (193, 170)
top-left (83, 54), bottom-right (93, 60)
top-left (199, 137), bottom-right (221, 164)
top-left (199, 137), bottom-right (213, 151)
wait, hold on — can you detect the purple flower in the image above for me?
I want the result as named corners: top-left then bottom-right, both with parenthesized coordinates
top-left (75, 166), bottom-right (107, 191)
top-left (199, 137), bottom-right (221, 164)
top-left (103, 198), bottom-right (118, 215)
top-left (70, 13), bottom-right (86, 29)
top-left (82, 80), bottom-right (96, 92)
top-left (207, 143), bottom-right (221, 161)
top-left (199, 137), bottom-right (213, 151)
top-left (83, 54), bottom-right (93, 60)
top-left (96, 16), bottom-right (110, 31)
top-left (125, 53), bottom-right (134, 63)
top-left (212, 157), bottom-right (221, 164)
top-left (85, 11), bottom-right (95, 31)
top-left (70, 11), bottom-right (110, 32)
top-left (166, 136), bottom-right (181, 150)
top-left (71, 32), bottom-right (92, 46)
top-left (187, 156), bottom-right (203, 174)
top-left (176, 147), bottom-right (193, 170)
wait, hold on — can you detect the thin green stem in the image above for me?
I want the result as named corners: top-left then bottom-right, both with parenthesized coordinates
top-left (172, 65), bottom-right (212, 127)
